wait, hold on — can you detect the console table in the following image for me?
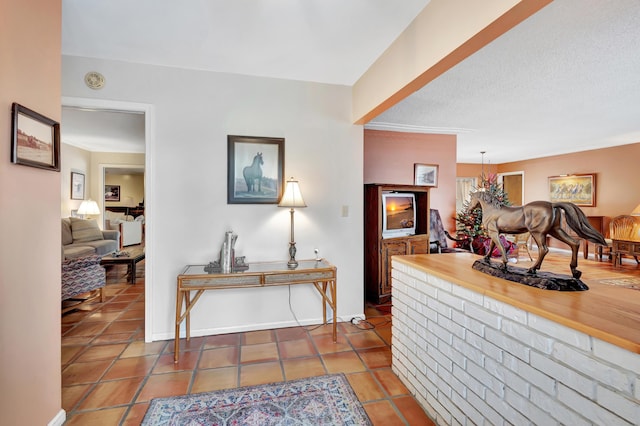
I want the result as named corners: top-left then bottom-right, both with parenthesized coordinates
top-left (174, 259), bottom-right (337, 362)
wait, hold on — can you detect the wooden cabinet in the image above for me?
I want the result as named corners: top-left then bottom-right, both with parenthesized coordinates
top-left (380, 236), bottom-right (429, 297)
top-left (364, 184), bottom-right (430, 304)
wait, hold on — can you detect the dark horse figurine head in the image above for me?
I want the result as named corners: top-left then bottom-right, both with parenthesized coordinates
top-left (469, 191), bottom-right (606, 279)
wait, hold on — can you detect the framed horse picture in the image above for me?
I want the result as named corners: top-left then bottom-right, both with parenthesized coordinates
top-left (227, 135), bottom-right (284, 204)
top-left (548, 173), bottom-right (596, 207)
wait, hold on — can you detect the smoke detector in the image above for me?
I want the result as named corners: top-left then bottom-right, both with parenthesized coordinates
top-left (84, 72), bottom-right (105, 90)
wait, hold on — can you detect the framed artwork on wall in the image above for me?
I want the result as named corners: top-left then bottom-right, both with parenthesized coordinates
top-left (11, 102), bottom-right (60, 171)
top-left (227, 135), bottom-right (284, 204)
top-left (105, 185), bottom-right (121, 202)
top-left (414, 163), bottom-right (439, 187)
top-left (548, 173), bottom-right (596, 206)
top-left (71, 171), bottom-right (85, 200)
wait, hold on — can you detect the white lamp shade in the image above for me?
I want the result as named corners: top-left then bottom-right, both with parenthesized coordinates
top-left (278, 178), bottom-right (306, 208)
top-left (632, 203), bottom-right (640, 216)
top-left (77, 199), bottom-right (100, 215)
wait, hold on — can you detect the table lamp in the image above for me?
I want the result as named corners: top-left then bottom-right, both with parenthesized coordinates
top-left (278, 177), bottom-right (306, 268)
top-left (631, 203), bottom-right (640, 216)
top-left (77, 199), bottom-right (100, 219)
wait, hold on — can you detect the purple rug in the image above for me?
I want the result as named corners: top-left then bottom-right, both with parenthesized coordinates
top-left (142, 373), bottom-right (372, 425)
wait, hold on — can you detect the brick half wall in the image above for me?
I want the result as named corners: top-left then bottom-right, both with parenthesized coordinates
top-left (391, 259), bottom-right (640, 425)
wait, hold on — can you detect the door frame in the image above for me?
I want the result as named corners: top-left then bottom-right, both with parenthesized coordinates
top-left (62, 96), bottom-right (155, 342)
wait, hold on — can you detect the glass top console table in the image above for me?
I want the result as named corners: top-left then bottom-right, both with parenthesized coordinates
top-left (174, 259), bottom-right (337, 362)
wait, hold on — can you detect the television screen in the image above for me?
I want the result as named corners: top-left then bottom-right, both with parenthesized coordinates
top-left (382, 193), bottom-right (416, 238)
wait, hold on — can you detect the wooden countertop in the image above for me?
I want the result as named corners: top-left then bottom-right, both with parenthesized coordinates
top-left (394, 253), bottom-right (640, 354)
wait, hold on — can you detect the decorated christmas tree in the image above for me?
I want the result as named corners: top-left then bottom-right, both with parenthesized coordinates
top-left (454, 173), bottom-right (511, 254)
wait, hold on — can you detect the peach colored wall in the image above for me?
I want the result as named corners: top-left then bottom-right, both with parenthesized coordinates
top-left (0, 0), bottom-right (62, 425)
top-left (364, 130), bottom-right (458, 230)
top-left (497, 143), bottom-right (640, 233)
top-left (456, 163), bottom-right (499, 180)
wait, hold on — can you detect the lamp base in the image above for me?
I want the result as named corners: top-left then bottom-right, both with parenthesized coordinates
top-left (287, 241), bottom-right (298, 269)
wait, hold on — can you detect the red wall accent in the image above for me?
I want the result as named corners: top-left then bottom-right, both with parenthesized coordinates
top-left (364, 130), bottom-right (458, 231)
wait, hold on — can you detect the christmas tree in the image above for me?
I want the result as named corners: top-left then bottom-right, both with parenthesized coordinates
top-left (454, 173), bottom-right (511, 253)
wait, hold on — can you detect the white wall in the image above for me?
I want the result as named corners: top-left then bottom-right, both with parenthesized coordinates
top-left (60, 143), bottom-right (91, 217)
top-left (62, 56), bottom-right (365, 340)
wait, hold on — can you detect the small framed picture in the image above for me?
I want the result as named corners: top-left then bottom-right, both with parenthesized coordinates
top-left (105, 185), bottom-right (121, 202)
top-left (11, 102), bottom-right (60, 171)
top-left (71, 171), bottom-right (85, 200)
top-left (414, 163), bottom-right (439, 187)
top-left (227, 135), bottom-right (284, 204)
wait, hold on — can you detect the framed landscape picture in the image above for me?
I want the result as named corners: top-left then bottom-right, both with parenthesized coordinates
top-left (414, 163), bottom-right (439, 187)
top-left (227, 135), bottom-right (284, 204)
top-left (11, 102), bottom-right (60, 171)
top-left (548, 173), bottom-right (596, 206)
top-left (71, 171), bottom-right (85, 200)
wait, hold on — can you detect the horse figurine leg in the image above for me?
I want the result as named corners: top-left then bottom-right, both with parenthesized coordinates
top-left (547, 227), bottom-right (582, 279)
top-left (485, 229), bottom-right (509, 270)
top-left (527, 232), bottom-right (549, 275)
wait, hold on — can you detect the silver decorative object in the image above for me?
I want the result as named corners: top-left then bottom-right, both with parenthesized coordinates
top-left (204, 230), bottom-right (248, 273)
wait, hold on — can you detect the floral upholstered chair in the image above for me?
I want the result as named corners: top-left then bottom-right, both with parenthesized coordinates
top-left (61, 254), bottom-right (106, 314)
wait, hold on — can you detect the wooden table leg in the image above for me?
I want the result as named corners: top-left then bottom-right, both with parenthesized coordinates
top-left (174, 288), bottom-right (183, 363)
top-left (330, 279), bottom-right (337, 343)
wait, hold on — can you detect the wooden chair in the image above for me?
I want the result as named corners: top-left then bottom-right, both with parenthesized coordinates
top-left (511, 232), bottom-right (533, 261)
top-left (609, 215), bottom-right (640, 265)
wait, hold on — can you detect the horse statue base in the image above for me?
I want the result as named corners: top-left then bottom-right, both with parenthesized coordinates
top-left (472, 258), bottom-right (588, 291)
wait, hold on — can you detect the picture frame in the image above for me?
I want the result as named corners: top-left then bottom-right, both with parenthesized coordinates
top-left (105, 185), bottom-right (121, 202)
top-left (227, 135), bottom-right (284, 204)
top-left (414, 163), bottom-right (439, 187)
top-left (11, 102), bottom-right (60, 171)
top-left (548, 173), bottom-right (596, 207)
top-left (71, 171), bottom-right (85, 200)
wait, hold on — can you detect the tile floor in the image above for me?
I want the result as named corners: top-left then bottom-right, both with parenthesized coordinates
top-left (61, 259), bottom-right (435, 425)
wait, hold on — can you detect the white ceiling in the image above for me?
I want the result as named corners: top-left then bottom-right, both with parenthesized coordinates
top-left (61, 0), bottom-right (640, 164)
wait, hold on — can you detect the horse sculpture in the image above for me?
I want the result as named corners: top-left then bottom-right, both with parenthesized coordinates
top-left (243, 152), bottom-right (263, 193)
top-left (469, 191), bottom-right (606, 279)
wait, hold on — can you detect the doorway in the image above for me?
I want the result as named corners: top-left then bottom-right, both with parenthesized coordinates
top-left (498, 171), bottom-right (524, 206)
top-left (61, 96), bottom-right (153, 341)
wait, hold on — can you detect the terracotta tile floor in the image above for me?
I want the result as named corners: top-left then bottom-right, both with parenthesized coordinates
top-left (61, 260), bottom-right (435, 425)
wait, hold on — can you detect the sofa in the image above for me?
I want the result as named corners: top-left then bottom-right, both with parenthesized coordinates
top-left (104, 211), bottom-right (143, 248)
top-left (62, 217), bottom-right (119, 259)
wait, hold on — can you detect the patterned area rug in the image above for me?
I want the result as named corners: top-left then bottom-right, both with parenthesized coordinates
top-left (142, 373), bottom-right (372, 425)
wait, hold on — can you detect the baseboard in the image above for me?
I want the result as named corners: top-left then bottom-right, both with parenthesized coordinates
top-left (48, 409), bottom-right (66, 426)
top-left (152, 313), bottom-right (364, 341)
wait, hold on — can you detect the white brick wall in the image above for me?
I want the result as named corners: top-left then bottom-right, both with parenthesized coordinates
top-left (391, 259), bottom-right (640, 426)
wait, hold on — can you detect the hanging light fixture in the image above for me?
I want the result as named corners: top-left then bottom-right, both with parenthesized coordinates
top-left (480, 151), bottom-right (486, 190)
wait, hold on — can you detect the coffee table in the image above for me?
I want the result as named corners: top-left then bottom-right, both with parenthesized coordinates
top-left (101, 246), bottom-right (145, 284)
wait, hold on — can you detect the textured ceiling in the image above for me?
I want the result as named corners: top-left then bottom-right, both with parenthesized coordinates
top-left (61, 0), bottom-right (640, 164)
top-left (368, 0), bottom-right (640, 163)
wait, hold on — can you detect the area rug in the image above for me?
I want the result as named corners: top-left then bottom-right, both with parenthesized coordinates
top-left (141, 373), bottom-right (372, 425)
